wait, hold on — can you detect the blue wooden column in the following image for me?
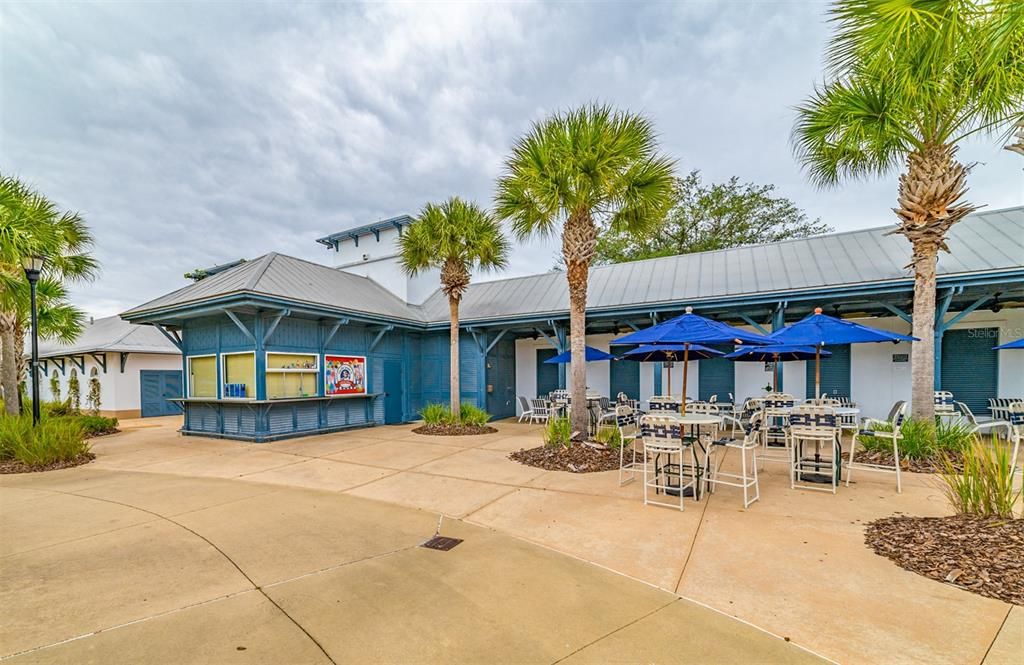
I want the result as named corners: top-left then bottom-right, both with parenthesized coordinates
top-left (650, 313), bottom-right (662, 396)
top-left (771, 302), bottom-right (786, 391)
top-left (554, 322), bottom-right (567, 390)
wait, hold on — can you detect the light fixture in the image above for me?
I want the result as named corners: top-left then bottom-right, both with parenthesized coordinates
top-left (22, 254), bottom-right (46, 426)
top-left (20, 254), bottom-right (45, 278)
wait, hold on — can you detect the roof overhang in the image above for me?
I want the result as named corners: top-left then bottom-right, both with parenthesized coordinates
top-left (315, 215), bottom-right (414, 250)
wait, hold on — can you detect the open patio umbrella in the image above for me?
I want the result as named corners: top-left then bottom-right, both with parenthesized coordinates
top-left (994, 337), bottom-right (1024, 350)
top-left (725, 344), bottom-right (831, 392)
top-left (543, 345), bottom-right (616, 364)
top-left (769, 308), bottom-right (916, 397)
top-left (618, 343), bottom-right (723, 397)
top-left (612, 307), bottom-right (772, 413)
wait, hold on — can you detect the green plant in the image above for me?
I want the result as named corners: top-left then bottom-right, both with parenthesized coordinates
top-left (496, 104), bottom-right (675, 437)
top-left (938, 438), bottom-right (1021, 518)
top-left (594, 425), bottom-right (622, 448)
top-left (792, 1), bottom-right (1024, 421)
top-left (543, 416), bottom-right (572, 448)
top-left (859, 417), bottom-right (974, 461)
top-left (0, 415), bottom-right (90, 467)
top-left (458, 403), bottom-right (490, 427)
top-left (66, 414), bottom-right (118, 437)
top-left (44, 399), bottom-right (73, 417)
top-left (419, 403), bottom-right (453, 426)
top-left (399, 197), bottom-right (509, 420)
top-left (67, 370), bottom-right (80, 413)
top-left (86, 369), bottom-right (101, 414)
top-left (49, 371), bottom-right (61, 402)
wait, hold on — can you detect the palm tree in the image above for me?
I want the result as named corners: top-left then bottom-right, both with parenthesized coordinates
top-left (793, 0), bottom-right (1024, 420)
top-left (399, 197), bottom-right (509, 420)
top-left (495, 104), bottom-right (675, 436)
top-left (0, 175), bottom-right (97, 414)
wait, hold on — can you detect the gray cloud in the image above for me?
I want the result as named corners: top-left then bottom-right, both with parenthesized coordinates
top-left (2, 1), bottom-right (1021, 317)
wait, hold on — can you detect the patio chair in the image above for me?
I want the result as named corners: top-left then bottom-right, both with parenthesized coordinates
top-left (789, 405), bottom-right (841, 494)
top-left (648, 396), bottom-right (681, 412)
top-left (760, 393), bottom-right (794, 467)
top-left (846, 400), bottom-right (906, 493)
top-left (1005, 402), bottom-right (1023, 489)
top-left (640, 414), bottom-right (697, 511)
top-left (616, 405), bottom-right (642, 486)
top-left (955, 401), bottom-right (1011, 439)
top-left (529, 398), bottom-right (550, 424)
top-left (934, 391), bottom-right (956, 416)
top-left (707, 412), bottom-right (762, 508)
top-left (517, 396), bottom-right (533, 423)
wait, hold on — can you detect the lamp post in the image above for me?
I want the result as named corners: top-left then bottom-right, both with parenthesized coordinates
top-left (21, 254), bottom-right (45, 426)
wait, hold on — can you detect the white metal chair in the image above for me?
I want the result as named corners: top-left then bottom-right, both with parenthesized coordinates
top-left (707, 412), bottom-right (762, 508)
top-left (760, 394), bottom-right (794, 468)
top-left (528, 398), bottom-right (550, 424)
top-left (789, 405), bottom-right (841, 494)
top-left (846, 400), bottom-right (907, 493)
top-left (616, 405), bottom-right (643, 486)
top-left (640, 414), bottom-right (697, 511)
top-left (517, 396), bottom-right (533, 423)
top-left (1007, 403), bottom-right (1023, 491)
top-left (648, 396), bottom-right (681, 412)
top-left (956, 401), bottom-right (1011, 439)
top-left (934, 391), bottom-right (957, 421)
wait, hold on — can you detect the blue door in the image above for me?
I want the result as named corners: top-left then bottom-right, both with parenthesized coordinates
top-left (698, 353), bottom-right (735, 402)
top-left (383, 359), bottom-right (404, 424)
top-left (536, 348), bottom-right (560, 398)
top-left (140, 370), bottom-right (183, 417)
top-left (610, 356), bottom-right (640, 400)
top-left (942, 328), bottom-right (998, 414)
top-left (486, 337), bottom-right (516, 419)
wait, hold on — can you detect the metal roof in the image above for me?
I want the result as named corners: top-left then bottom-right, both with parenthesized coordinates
top-left (33, 315), bottom-right (180, 359)
top-left (419, 206), bottom-right (1024, 323)
top-left (122, 252), bottom-right (427, 323)
top-left (122, 206), bottom-right (1023, 328)
top-left (315, 215), bottom-right (414, 248)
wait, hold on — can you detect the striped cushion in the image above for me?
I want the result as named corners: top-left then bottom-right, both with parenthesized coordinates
top-left (764, 399), bottom-right (795, 409)
top-left (641, 423), bottom-right (681, 439)
top-left (789, 413), bottom-right (837, 428)
top-left (649, 401), bottom-right (681, 412)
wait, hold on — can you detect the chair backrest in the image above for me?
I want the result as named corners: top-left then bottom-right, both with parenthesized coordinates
top-left (688, 402), bottom-right (720, 415)
top-left (616, 392), bottom-right (628, 404)
top-left (744, 411), bottom-right (764, 441)
top-left (955, 401), bottom-right (977, 426)
top-left (599, 396), bottom-right (610, 410)
top-left (708, 394), bottom-right (718, 403)
top-left (518, 396), bottom-right (531, 412)
top-left (649, 396), bottom-right (681, 412)
top-left (1007, 402), bottom-right (1024, 429)
top-left (934, 391), bottom-right (955, 411)
top-left (551, 389), bottom-right (569, 401)
top-left (763, 393), bottom-right (795, 409)
top-left (887, 400), bottom-right (908, 432)
top-left (616, 405), bottom-right (638, 438)
top-left (531, 398), bottom-right (549, 413)
top-left (741, 397), bottom-right (764, 418)
top-left (788, 405), bottom-right (838, 437)
top-left (639, 414), bottom-right (682, 448)
top-left (806, 397), bottom-right (841, 406)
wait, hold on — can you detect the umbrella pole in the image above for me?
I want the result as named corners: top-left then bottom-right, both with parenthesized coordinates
top-left (815, 345), bottom-right (821, 398)
top-left (773, 354), bottom-right (779, 392)
top-left (681, 343), bottom-right (689, 415)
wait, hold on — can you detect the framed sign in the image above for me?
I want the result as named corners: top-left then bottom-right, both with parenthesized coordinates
top-left (324, 355), bottom-right (367, 396)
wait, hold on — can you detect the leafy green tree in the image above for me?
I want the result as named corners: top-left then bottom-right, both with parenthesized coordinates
top-left (0, 175), bottom-right (97, 414)
top-left (592, 171), bottom-right (831, 264)
top-left (399, 197), bottom-right (509, 420)
top-left (792, 0), bottom-right (1024, 420)
top-left (496, 104), bottom-right (675, 436)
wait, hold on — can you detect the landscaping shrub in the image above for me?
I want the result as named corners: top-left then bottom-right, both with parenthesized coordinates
top-left (67, 415), bottom-right (119, 437)
top-left (43, 399), bottom-right (74, 417)
top-left (938, 438), bottom-right (1020, 518)
top-left (0, 415), bottom-right (91, 468)
top-left (594, 425), bottom-right (622, 448)
top-left (859, 417), bottom-right (973, 460)
top-left (543, 416), bottom-right (572, 448)
top-left (419, 403), bottom-right (452, 426)
top-left (458, 403), bottom-right (490, 427)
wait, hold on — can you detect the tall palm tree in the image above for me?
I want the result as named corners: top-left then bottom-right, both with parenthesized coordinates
top-left (495, 105), bottom-right (675, 436)
top-left (0, 175), bottom-right (97, 414)
top-left (399, 197), bottom-right (509, 420)
top-left (793, 0), bottom-right (1024, 420)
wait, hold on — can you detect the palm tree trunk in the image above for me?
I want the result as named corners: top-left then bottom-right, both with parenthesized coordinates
top-left (563, 211), bottom-right (597, 439)
top-left (449, 295), bottom-right (461, 420)
top-left (0, 312), bottom-right (18, 415)
top-left (894, 143), bottom-right (976, 421)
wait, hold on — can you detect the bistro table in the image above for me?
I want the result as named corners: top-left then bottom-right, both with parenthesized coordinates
top-left (656, 412), bottom-right (723, 499)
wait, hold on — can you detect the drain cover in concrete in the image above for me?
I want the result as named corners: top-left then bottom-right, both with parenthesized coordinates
top-left (421, 536), bottom-right (463, 551)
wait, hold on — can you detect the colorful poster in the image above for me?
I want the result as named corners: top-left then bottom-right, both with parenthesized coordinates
top-left (324, 355), bottom-right (366, 396)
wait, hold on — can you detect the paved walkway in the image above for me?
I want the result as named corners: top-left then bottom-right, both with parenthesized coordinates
top-left (2, 416), bottom-right (1019, 663)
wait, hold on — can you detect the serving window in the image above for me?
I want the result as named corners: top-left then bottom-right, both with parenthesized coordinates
top-left (266, 352), bottom-right (319, 399)
top-left (188, 355), bottom-right (217, 398)
top-left (222, 352), bottom-right (256, 399)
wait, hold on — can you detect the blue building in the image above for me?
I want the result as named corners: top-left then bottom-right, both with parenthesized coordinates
top-left (121, 207), bottom-right (1024, 442)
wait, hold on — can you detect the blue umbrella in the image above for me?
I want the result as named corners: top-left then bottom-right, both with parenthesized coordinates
top-left (543, 345), bottom-right (616, 364)
top-left (612, 307), bottom-right (771, 412)
top-left (618, 344), bottom-right (724, 396)
top-left (994, 338), bottom-right (1024, 350)
top-left (725, 344), bottom-right (831, 392)
top-left (770, 307), bottom-right (916, 397)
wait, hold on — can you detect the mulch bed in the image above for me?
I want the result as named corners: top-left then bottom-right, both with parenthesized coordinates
top-left (847, 449), bottom-right (963, 474)
top-left (0, 452), bottom-right (95, 475)
top-left (510, 443), bottom-right (620, 473)
top-left (412, 424), bottom-right (497, 436)
top-left (865, 515), bottom-right (1024, 605)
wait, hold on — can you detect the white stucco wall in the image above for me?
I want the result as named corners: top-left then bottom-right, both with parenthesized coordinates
top-left (32, 352), bottom-right (181, 415)
top-left (329, 225), bottom-right (440, 304)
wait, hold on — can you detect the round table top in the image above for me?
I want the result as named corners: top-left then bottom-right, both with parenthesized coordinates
top-left (650, 413), bottom-right (723, 425)
top-left (769, 405), bottom-right (860, 416)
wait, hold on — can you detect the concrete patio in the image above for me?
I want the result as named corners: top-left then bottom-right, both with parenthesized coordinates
top-left (1, 415), bottom-right (1020, 664)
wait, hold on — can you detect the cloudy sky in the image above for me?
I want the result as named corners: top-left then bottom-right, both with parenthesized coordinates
top-left (3, 1), bottom-right (1021, 317)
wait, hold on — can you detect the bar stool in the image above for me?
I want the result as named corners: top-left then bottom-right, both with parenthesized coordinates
top-left (789, 405), bottom-right (841, 494)
top-left (640, 414), bottom-right (696, 511)
top-left (707, 412), bottom-right (762, 508)
top-left (846, 401), bottom-right (906, 493)
top-left (616, 405), bottom-right (642, 486)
